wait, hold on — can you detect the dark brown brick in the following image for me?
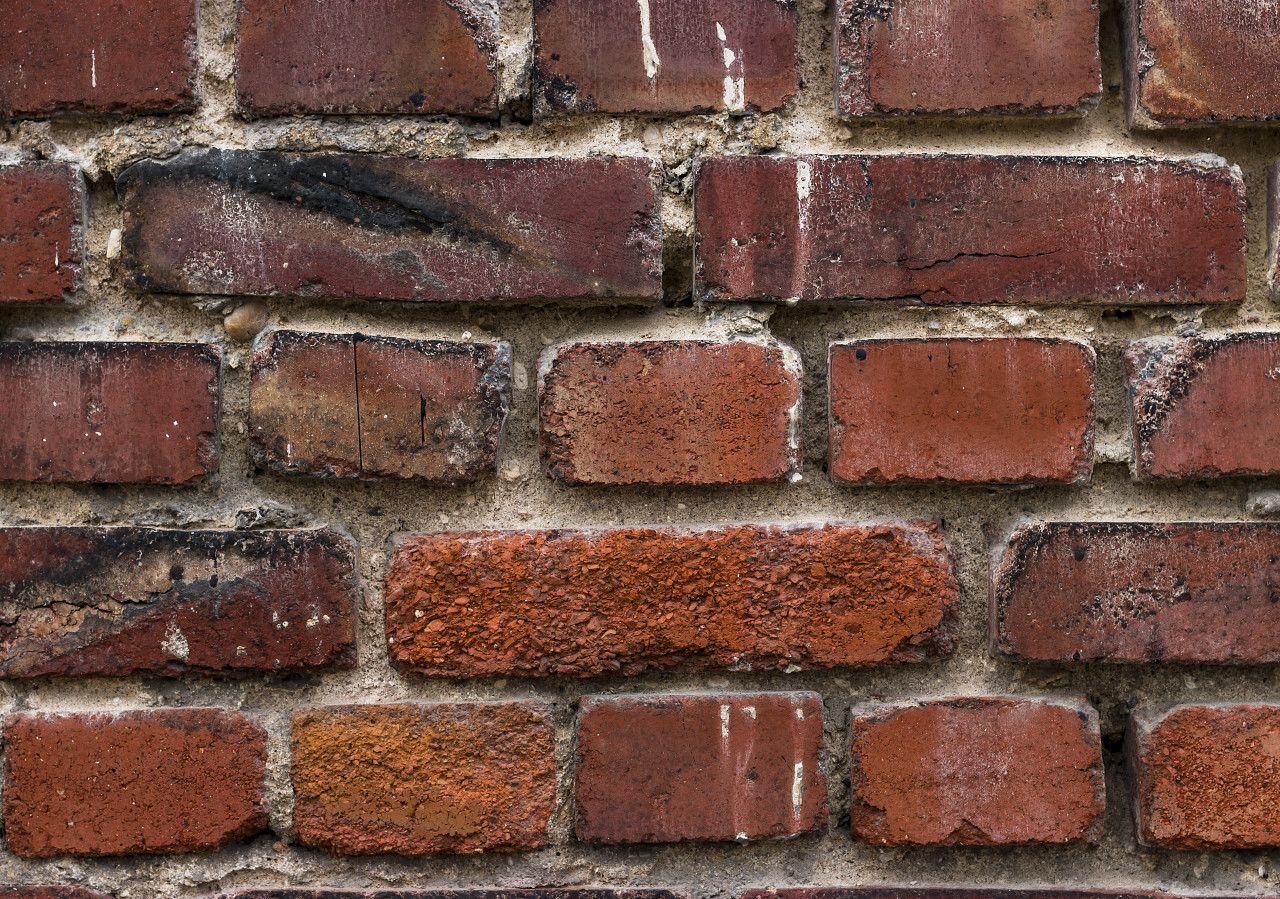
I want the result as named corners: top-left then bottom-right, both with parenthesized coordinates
top-left (118, 149), bottom-right (663, 303)
top-left (0, 342), bottom-right (220, 484)
top-left (0, 527), bottom-right (357, 678)
top-left (384, 522), bottom-right (959, 678)
top-left (694, 155), bottom-right (1245, 305)
top-left (291, 703), bottom-right (555, 855)
top-left (0, 889), bottom-right (111, 899)
top-left (576, 693), bottom-right (827, 844)
top-left (745, 890), bottom-right (1207, 899)
top-left (4, 709), bottom-right (268, 857)
top-left (539, 340), bottom-right (801, 486)
top-left (830, 339), bottom-right (1095, 485)
top-left (849, 697), bottom-right (1105, 846)
top-left (0, 163), bottom-right (85, 306)
top-left (534, 0), bottom-right (797, 115)
top-left (217, 892), bottom-right (688, 899)
top-left (836, 0), bottom-right (1101, 116)
top-left (236, 0), bottom-right (498, 116)
top-left (0, 0), bottom-right (197, 117)
top-left (250, 331), bottom-right (510, 482)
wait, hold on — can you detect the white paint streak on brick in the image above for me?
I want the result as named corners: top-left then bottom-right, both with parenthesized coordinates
top-left (638, 0), bottom-right (660, 79)
top-left (792, 761), bottom-right (804, 818)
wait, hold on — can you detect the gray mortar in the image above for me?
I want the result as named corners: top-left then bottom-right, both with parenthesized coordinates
top-left (4, 0), bottom-right (1280, 895)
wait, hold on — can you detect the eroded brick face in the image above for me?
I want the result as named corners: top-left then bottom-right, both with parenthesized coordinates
top-left (0, 163), bottom-right (84, 305)
top-left (218, 893), bottom-right (691, 899)
top-left (0, 889), bottom-right (112, 899)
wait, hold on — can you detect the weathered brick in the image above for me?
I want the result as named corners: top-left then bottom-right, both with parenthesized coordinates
top-left (993, 522), bottom-right (1280, 665)
top-left (291, 703), bottom-right (555, 855)
top-left (533, 0), bottom-right (797, 115)
top-left (0, 527), bottom-right (357, 678)
top-left (539, 340), bottom-right (801, 486)
top-left (745, 890), bottom-right (1205, 899)
top-left (0, 889), bottom-right (110, 899)
top-left (694, 155), bottom-right (1245, 305)
top-left (250, 331), bottom-right (510, 482)
top-left (1129, 704), bottom-right (1280, 848)
top-left (236, 0), bottom-right (498, 116)
top-left (0, 342), bottom-right (220, 484)
top-left (849, 697), bottom-right (1105, 846)
top-left (1124, 0), bottom-right (1280, 127)
top-left (1125, 335), bottom-right (1280, 479)
top-left (830, 339), bottom-right (1095, 485)
top-left (4, 709), bottom-right (268, 857)
top-left (576, 693), bottom-right (826, 844)
top-left (0, 163), bottom-right (85, 306)
top-left (118, 149), bottom-right (663, 303)
top-left (384, 522), bottom-right (959, 678)
top-left (218, 893), bottom-right (688, 899)
top-left (836, 0), bottom-right (1101, 116)
top-left (0, 0), bottom-right (197, 117)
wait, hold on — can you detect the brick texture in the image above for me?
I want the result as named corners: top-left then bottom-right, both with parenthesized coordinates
top-left (0, 163), bottom-right (85, 306)
top-left (0, 889), bottom-right (111, 899)
top-left (218, 893), bottom-right (689, 899)
top-left (745, 891), bottom-right (1200, 899)
top-left (849, 697), bottom-right (1105, 846)
top-left (575, 693), bottom-right (827, 844)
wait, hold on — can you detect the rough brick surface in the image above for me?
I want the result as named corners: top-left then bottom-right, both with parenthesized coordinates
top-left (4, 709), bottom-right (268, 857)
top-left (0, 164), bottom-right (85, 306)
top-left (383, 522), bottom-right (959, 678)
top-left (849, 697), bottom-right (1105, 846)
top-left (993, 521), bottom-right (1280, 665)
top-left (0, 527), bottom-right (357, 678)
top-left (830, 339), bottom-right (1096, 485)
top-left (576, 693), bottom-right (827, 844)
top-left (250, 331), bottom-right (511, 482)
top-left (219, 893), bottom-right (688, 899)
top-left (0, 0), bottom-right (197, 117)
top-left (746, 891), bottom-right (1195, 899)
top-left (0, 342), bottom-right (220, 484)
top-left (118, 149), bottom-right (663, 303)
top-left (0, 889), bottom-right (110, 899)
top-left (291, 703), bottom-right (555, 855)
top-left (236, 0), bottom-right (498, 116)
top-left (533, 0), bottom-right (797, 115)
top-left (835, 0), bottom-right (1101, 116)
top-left (1124, 335), bottom-right (1280, 479)
top-left (1130, 704), bottom-right (1280, 848)
top-left (694, 155), bottom-right (1245, 305)
top-left (539, 340), bottom-right (801, 486)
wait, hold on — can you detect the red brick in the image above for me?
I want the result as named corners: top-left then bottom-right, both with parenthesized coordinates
top-left (0, 527), bottom-right (357, 678)
top-left (836, 0), bottom-right (1101, 116)
top-left (1129, 704), bottom-right (1280, 848)
top-left (830, 339), bottom-right (1095, 485)
top-left (0, 164), bottom-right (84, 306)
top-left (291, 703), bottom-right (555, 855)
top-left (849, 697), bottom-right (1104, 846)
top-left (539, 340), bottom-right (801, 486)
top-left (746, 890), bottom-right (1205, 899)
top-left (250, 331), bottom-right (510, 482)
top-left (533, 0), bottom-right (797, 115)
top-left (118, 149), bottom-right (663, 303)
top-left (575, 693), bottom-right (826, 844)
top-left (220, 893), bottom-right (688, 899)
top-left (0, 889), bottom-right (110, 899)
top-left (236, 0), bottom-right (498, 116)
top-left (4, 709), bottom-right (267, 857)
top-left (694, 154), bottom-right (1245, 305)
top-left (1124, 0), bottom-right (1280, 127)
top-left (0, 342), bottom-right (220, 484)
top-left (0, 0), bottom-right (197, 117)
top-left (993, 521), bottom-right (1280, 665)
top-left (384, 522), bottom-right (959, 678)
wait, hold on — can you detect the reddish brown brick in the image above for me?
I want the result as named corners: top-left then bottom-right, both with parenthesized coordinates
top-left (0, 527), bottom-right (356, 678)
top-left (384, 522), bottom-right (959, 678)
top-left (575, 693), bottom-right (827, 844)
top-left (836, 0), bottom-right (1101, 116)
top-left (4, 709), bottom-right (268, 857)
top-left (250, 331), bottom-right (510, 482)
top-left (0, 0), bottom-right (197, 117)
top-left (539, 340), bottom-right (801, 486)
top-left (0, 889), bottom-right (110, 899)
top-left (830, 339), bottom-right (1096, 485)
top-left (1129, 704), bottom-right (1280, 848)
top-left (0, 342), bottom-right (220, 484)
top-left (694, 155), bottom-right (1245, 305)
top-left (219, 893), bottom-right (689, 899)
top-left (118, 149), bottom-right (662, 303)
top-left (849, 697), bottom-right (1104, 846)
top-left (0, 164), bottom-right (85, 306)
top-left (993, 522), bottom-right (1280, 665)
top-left (533, 0), bottom-right (797, 115)
top-left (292, 703), bottom-right (554, 855)
top-left (746, 890), bottom-right (1204, 899)
top-left (236, 0), bottom-right (498, 116)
